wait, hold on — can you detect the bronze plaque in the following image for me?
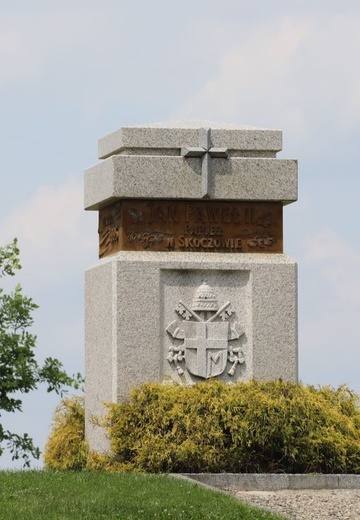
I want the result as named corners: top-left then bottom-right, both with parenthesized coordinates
top-left (99, 200), bottom-right (283, 258)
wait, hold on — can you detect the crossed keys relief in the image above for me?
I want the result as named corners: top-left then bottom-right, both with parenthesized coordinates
top-left (166, 282), bottom-right (245, 379)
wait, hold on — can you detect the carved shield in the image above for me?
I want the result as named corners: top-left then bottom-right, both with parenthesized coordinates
top-left (183, 321), bottom-right (228, 379)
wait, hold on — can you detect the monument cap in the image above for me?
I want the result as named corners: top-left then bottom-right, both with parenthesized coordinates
top-left (85, 119), bottom-right (297, 211)
top-left (98, 119), bottom-right (283, 160)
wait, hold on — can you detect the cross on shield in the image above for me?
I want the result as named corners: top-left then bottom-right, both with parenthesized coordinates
top-left (183, 321), bottom-right (229, 379)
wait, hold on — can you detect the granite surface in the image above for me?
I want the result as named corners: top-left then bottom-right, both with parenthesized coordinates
top-left (98, 120), bottom-right (283, 159)
top-left (180, 473), bottom-right (360, 491)
top-left (86, 120), bottom-right (297, 210)
top-left (85, 252), bottom-right (297, 449)
top-left (84, 155), bottom-right (297, 210)
top-left (85, 260), bottom-right (114, 452)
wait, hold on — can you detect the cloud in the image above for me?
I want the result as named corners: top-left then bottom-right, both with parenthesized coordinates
top-left (0, 175), bottom-right (92, 469)
top-left (0, 6), bottom-right (108, 87)
top-left (3, 2), bottom-right (359, 136)
top-left (297, 227), bottom-right (360, 389)
top-left (0, 175), bottom-right (96, 367)
top-left (0, 28), bottom-right (41, 83)
top-left (173, 11), bottom-right (360, 147)
top-left (302, 229), bottom-right (360, 307)
top-left (0, 176), bottom-right (96, 284)
top-left (173, 17), bottom-right (309, 123)
top-left (303, 229), bottom-right (348, 263)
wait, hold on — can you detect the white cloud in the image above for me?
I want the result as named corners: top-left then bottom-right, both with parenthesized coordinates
top-left (173, 12), bottom-right (360, 143)
top-left (303, 229), bottom-right (348, 262)
top-left (0, 29), bottom-right (41, 83)
top-left (0, 6), bottom-right (107, 87)
top-left (291, 224), bottom-right (360, 390)
top-left (0, 177), bottom-right (92, 380)
top-left (0, 175), bottom-right (93, 469)
top-left (3, 2), bottom-right (359, 137)
top-left (173, 17), bottom-right (310, 122)
top-left (302, 229), bottom-right (360, 307)
top-left (0, 176), bottom-right (96, 284)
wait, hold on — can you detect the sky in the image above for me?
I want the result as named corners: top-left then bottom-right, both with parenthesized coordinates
top-left (1, 0), bottom-right (360, 468)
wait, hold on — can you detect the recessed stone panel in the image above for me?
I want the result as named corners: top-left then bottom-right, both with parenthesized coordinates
top-left (161, 269), bottom-right (252, 385)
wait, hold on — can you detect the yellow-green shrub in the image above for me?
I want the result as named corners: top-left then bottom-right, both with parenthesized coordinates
top-left (105, 381), bottom-right (360, 473)
top-left (44, 381), bottom-right (360, 474)
top-left (44, 396), bottom-right (88, 470)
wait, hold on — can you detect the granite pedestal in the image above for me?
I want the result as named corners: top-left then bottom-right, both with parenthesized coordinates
top-left (84, 120), bottom-right (298, 452)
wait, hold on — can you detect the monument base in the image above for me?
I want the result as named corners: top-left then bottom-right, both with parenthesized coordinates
top-left (85, 251), bottom-right (297, 452)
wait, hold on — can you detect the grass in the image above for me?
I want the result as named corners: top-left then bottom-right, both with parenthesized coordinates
top-left (0, 471), bottom-right (286, 520)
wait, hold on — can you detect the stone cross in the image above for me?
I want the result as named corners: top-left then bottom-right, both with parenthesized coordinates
top-left (181, 127), bottom-right (228, 198)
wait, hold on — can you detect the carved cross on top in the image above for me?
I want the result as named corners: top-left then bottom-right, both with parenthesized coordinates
top-left (181, 127), bottom-right (228, 198)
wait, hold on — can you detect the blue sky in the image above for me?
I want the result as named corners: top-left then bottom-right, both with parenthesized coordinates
top-left (1, 0), bottom-right (360, 468)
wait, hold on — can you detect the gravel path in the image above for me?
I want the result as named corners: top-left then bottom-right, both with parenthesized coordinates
top-left (226, 489), bottom-right (360, 520)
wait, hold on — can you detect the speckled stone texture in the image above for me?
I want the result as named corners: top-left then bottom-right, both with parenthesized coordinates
top-left (85, 251), bottom-right (297, 451)
top-left (98, 120), bottom-right (283, 159)
top-left (84, 120), bottom-right (298, 452)
top-left (180, 474), bottom-right (360, 491)
top-left (84, 155), bottom-right (297, 210)
top-left (85, 120), bottom-right (297, 210)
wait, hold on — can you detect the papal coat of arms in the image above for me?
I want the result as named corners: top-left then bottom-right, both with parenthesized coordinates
top-left (166, 282), bottom-right (245, 379)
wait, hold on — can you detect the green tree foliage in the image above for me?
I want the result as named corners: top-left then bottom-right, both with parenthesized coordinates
top-left (0, 239), bottom-right (82, 466)
top-left (45, 380), bottom-right (360, 474)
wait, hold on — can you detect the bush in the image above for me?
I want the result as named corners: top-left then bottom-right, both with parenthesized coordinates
top-left (44, 381), bottom-right (360, 473)
top-left (44, 396), bottom-right (88, 470)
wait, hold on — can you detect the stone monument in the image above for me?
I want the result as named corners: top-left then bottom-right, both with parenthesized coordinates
top-left (84, 120), bottom-right (298, 451)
